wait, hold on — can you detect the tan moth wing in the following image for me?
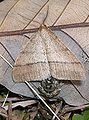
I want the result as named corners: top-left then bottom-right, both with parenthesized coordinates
top-left (13, 31), bottom-right (51, 82)
top-left (12, 26), bottom-right (85, 82)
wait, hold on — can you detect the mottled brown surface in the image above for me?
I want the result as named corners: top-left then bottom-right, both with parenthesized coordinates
top-left (12, 26), bottom-right (85, 82)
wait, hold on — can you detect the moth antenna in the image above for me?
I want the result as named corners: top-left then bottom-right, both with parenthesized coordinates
top-left (18, 13), bottom-right (41, 25)
top-left (43, 5), bottom-right (49, 24)
top-left (18, 6), bottom-right (49, 29)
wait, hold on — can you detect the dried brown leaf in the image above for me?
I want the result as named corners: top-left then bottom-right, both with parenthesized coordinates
top-left (0, 0), bottom-right (89, 106)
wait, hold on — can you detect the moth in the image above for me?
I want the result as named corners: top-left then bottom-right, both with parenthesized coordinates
top-left (12, 24), bottom-right (85, 83)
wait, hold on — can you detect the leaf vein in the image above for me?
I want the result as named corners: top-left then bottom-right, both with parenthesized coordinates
top-left (52, 0), bottom-right (72, 26)
top-left (0, 0), bottom-right (20, 28)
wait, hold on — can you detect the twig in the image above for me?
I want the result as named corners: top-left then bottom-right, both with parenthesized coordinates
top-left (0, 106), bottom-right (8, 118)
top-left (0, 54), bottom-right (13, 68)
top-left (0, 22), bottom-right (89, 37)
top-left (2, 92), bottom-right (9, 107)
top-left (60, 104), bottom-right (89, 116)
top-left (8, 101), bottom-right (12, 120)
top-left (52, 101), bottom-right (63, 120)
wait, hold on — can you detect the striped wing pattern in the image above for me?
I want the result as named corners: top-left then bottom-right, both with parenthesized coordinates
top-left (12, 26), bottom-right (85, 82)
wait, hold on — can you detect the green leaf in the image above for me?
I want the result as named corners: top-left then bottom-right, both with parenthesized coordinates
top-left (72, 108), bottom-right (89, 120)
top-left (83, 108), bottom-right (89, 120)
top-left (72, 114), bottom-right (83, 120)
